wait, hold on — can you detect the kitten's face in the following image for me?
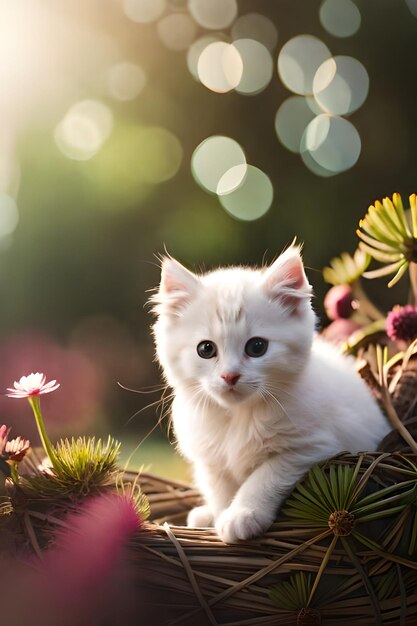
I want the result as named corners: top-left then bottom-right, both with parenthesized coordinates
top-left (152, 247), bottom-right (316, 410)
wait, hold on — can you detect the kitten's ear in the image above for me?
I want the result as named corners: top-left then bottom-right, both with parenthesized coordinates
top-left (263, 245), bottom-right (312, 313)
top-left (152, 257), bottom-right (199, 314)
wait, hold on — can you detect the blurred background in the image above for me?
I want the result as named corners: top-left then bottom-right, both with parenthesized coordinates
top-left (0, 0), bottom-right (416, 479)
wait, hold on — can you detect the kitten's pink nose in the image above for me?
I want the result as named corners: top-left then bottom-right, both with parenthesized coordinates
top-left (221, 372), bottom-right (241, 386)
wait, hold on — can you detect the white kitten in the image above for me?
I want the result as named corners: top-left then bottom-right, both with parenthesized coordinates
top-left (151, 245), bottom-right (390, 543)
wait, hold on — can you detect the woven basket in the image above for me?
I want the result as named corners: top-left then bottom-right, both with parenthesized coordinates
top-left (125, 360), bottom-right (417, 626)
top-left (130, 450), bottom-right (417, 626)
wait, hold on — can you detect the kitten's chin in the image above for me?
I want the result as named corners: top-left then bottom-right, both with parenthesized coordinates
top-left (212, 387), bottom-right (253, 409)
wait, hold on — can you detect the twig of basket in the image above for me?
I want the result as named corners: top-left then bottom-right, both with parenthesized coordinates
top-left (377, 345), bottom-right (417, 454)
top-left (163, 522), bottom-right (219, 626)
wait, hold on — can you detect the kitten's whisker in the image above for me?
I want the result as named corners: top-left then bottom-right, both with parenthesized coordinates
top-left (263, 381), bottom-right (299, 403)
top-left (259, 386), bottom-right (296, 427)
top-left (117, 382), bottom-right (167, 394)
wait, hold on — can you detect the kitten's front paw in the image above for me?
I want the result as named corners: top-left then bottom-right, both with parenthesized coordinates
top-left (215, 507), bottom-right (272, 543)
top-left (187, 505), bottom-right (214, 527)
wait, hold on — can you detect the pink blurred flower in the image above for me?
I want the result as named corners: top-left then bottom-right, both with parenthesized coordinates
top-left (0, 493), bottom-right (151, 626)
top-left (38, 493), bottom-right (142, 624)
top-left (321, 318), bottom-right (362, 345)
top-left (386, 304), bottom-right (417, 344)
top-left (5, 372), bottom-right (60, 399)
top-left (324, 284), bottom-right (355, 320)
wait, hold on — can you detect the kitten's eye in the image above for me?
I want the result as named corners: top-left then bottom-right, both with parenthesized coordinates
top-left (197, 340), bottom-right (217, 359)
top-left (245, 337), bottom-right (268, 358)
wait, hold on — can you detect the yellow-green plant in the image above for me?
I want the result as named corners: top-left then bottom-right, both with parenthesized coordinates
top-left (357, 193), bottom-right (417, 293)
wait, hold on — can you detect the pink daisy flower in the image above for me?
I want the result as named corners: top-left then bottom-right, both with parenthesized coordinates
top-left (0, 424), bottom-right (30, 464)
top-left (5, 372), bottom-right (60, 399)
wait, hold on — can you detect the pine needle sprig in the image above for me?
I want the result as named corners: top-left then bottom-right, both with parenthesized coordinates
top-left (115, 472), bottom-right (150, 521)
top-left (53, 436), bottom-right (121, 486)
top-left (17, 436), bottom-right (122, 504)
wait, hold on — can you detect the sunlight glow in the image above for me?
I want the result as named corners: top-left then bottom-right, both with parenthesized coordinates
top-left (106, 62), bottom-right (147, 101)
top-left (54, 100), bottom-right (113, 161)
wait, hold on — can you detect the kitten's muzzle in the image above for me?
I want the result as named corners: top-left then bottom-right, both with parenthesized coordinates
top-left (221, 372), bottom-right (241, 386)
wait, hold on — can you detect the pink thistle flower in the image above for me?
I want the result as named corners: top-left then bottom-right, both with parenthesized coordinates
top-left (5, 372), bottom-right (60, 398)
top-left (386, 304), bottom-right (417, 343)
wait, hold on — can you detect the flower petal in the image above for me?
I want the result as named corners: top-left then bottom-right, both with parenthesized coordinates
top-left (5, 372), bottom-right (60, 398)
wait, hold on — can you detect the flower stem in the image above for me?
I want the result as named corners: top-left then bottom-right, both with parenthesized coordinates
top-left (351, 281), bottom-right (384, 321)
top-left (28, 396), bottom-right (59, 471)
top-left (409, 262), bottom-right (417, 305)
top-left (9, 462), bottom-right (19, 484)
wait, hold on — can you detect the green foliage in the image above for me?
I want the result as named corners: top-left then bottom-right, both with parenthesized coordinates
top-left (269, 572), bottom-right (312, 610)
top-left (115, 472), bottom-right (150, 521)
top-left (284, 458), bottom-right (415, 530)
top-left (53, 435), bottom-right (120, 485)
top-left (16, 436), bottom-right (121, 504)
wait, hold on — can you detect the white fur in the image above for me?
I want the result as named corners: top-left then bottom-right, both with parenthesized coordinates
top-left (151, 247), bottom-right (390, 543)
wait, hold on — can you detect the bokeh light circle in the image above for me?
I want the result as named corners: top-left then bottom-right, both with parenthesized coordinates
top-left (123, 0), bottom-right (167, 23)
top-left (187, 35), bottom-right (224, 80)
top-left (406, 0), bottom-right (417, 17)
top-left (301, 114), bottom-right (361, 174)
top-left (233, 39), bottom-right (273, 95)
top-left (278, 35), bottom-right (331, 95)
top-left (136, 126), bottom-right (183, 183)
top-left (0, 193), bottom-right (19, 239)
top-left (197, 42), bottom-right (243, 93)
top-left (157, 13), bottom-right (197, 51)
top-left (275, 96), bottom-right (317, 153)
top-left (188, 0), bottom-right (238, 30)
top-left (106, 62), bottom-right (147, 101)
top-left (300, 148), bottom-right (337, 177)
top-left (319, 0), bottom-right (361, 38)
top-left (218, 165), bottom-right (273, 221)
top-left (191, 136), bottom-right (246, 194)
top-left (216, 164), bottom-right (247, 195)
top-left (313, 55), bottom-right (369, 115)
top-left (231, 13), bottom-right (278, 51)
top-left (54, 100), bottom-right (113, 161)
